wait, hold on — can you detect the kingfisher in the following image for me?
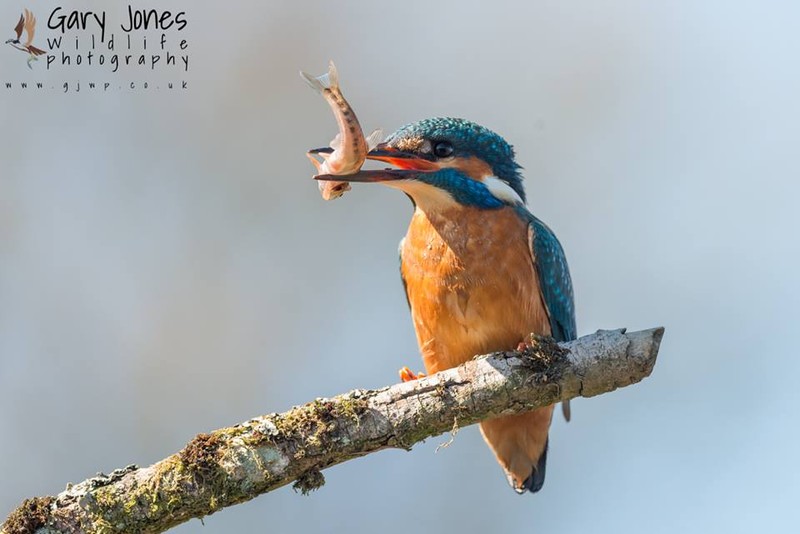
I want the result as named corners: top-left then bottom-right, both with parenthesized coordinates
top-left (316, 117), bottom-right (576, 494)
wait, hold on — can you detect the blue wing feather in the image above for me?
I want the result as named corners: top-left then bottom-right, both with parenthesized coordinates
top-left (523, 212), bottom-right (576, 343)
top-left (519, 209), bottom-right (577, 425)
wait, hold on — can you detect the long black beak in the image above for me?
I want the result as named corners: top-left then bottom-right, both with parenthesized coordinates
top-left (315, 168), bottom-right (419, 183)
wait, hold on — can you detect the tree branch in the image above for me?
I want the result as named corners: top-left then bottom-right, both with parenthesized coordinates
top-left (2, 327), bottom-right (663, 534)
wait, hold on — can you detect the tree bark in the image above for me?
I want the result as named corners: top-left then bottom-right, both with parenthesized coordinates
top-left (2, 327), bottom-right (663, 534)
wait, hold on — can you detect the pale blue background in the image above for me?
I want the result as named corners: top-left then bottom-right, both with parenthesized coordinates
top-left (1, 1), bottom-right (798, 532)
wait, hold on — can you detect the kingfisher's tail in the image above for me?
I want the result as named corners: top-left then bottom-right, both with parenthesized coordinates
top-left (299, 60), bottom-right (339, 93)
top-left (521, 439), bottom-right (548, 493)
top-left (479, 406), bottom-right (554, 495)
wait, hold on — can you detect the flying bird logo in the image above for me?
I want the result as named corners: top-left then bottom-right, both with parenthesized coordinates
top-left (5, 9), bottom-right (46, 69)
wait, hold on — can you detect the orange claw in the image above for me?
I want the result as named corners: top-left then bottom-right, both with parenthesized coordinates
top-left (399, 366), bottom-right (426, 382)
top-left (517, 336), bottom-right (536, 351)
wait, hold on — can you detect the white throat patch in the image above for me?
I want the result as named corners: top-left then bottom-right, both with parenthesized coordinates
top-left (483, 176), bottom-right (524, 205)
top-left (387, 180), bottom-right (457, 211)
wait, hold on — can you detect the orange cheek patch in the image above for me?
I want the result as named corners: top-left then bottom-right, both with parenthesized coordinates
top-left (444, 156), bottom-right (494, 181)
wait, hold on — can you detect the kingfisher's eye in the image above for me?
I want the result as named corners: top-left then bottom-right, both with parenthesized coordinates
top-left (433, 141), bottom-right (454, 158)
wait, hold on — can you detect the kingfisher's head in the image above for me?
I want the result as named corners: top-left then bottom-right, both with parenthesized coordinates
top-left (317, 117), bottom-right (526, 210)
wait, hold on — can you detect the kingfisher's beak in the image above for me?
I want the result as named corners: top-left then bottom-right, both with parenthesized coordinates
top-left (314, 143), bottom-right (437, 184)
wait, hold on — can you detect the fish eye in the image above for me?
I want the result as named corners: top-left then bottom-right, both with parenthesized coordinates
top-left (433, 141), bottom-right (454, 158)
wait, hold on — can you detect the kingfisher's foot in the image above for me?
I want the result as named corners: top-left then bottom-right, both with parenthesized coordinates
top-left (517, 334), bottom-right (542, 351)
top-left (399, 366), bottom-right (426, 382)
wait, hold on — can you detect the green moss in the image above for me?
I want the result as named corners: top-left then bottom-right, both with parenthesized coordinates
top-left (335, 396), bottom-right (369, 427)
top-left (78, 457), bottom-right (193, 532)
top-left (88, 483), bottom-right (130, 531)
top-left (241, 430), bottom-right (266, 447)
top-left (2, 496), bottom-right (54, 534)
top-left (179, 433), bottom-right (223, 480)
top-left (515, 334), bottom-right (570, 381)
top-left (8, 433), bottom-right (260, 534)
top-left (292, 468), bottom-right (325, 495)
top-left (273, 401), bottom-right (328, 440)
top-left (92, 486), bottom-right (117, 509)
top-left (45, 397), bottom-right (373, 531)
top-left (122, 494), bottom-right (138, 515)
top-left (166, 494), bottom-right (183, 512)
top-left (92, 518), bottom-right (116, 534)
top-left (272, 396), bottom-right (368, 447)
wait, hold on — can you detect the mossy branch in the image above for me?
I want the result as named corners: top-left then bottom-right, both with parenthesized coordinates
top-left (2, 327), bottom-right (663, 534)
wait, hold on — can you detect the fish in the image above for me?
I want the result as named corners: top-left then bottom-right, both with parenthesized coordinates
top-left (301, 61), bottom-right (382, 200)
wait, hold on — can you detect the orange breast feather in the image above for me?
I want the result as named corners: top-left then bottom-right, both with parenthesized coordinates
top-left (400, 205), bottom-right (551, 373)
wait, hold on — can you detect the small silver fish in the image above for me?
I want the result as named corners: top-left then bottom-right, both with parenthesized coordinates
top-left (301, 61), bottom-right (382, 200)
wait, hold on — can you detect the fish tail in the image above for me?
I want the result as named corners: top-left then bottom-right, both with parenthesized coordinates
top-left (305, 152), bottom-right (323, 172)
top-left (299, 60), bottom-right (339, 94)
top-left (365, 128), bottom-right (384, 150)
